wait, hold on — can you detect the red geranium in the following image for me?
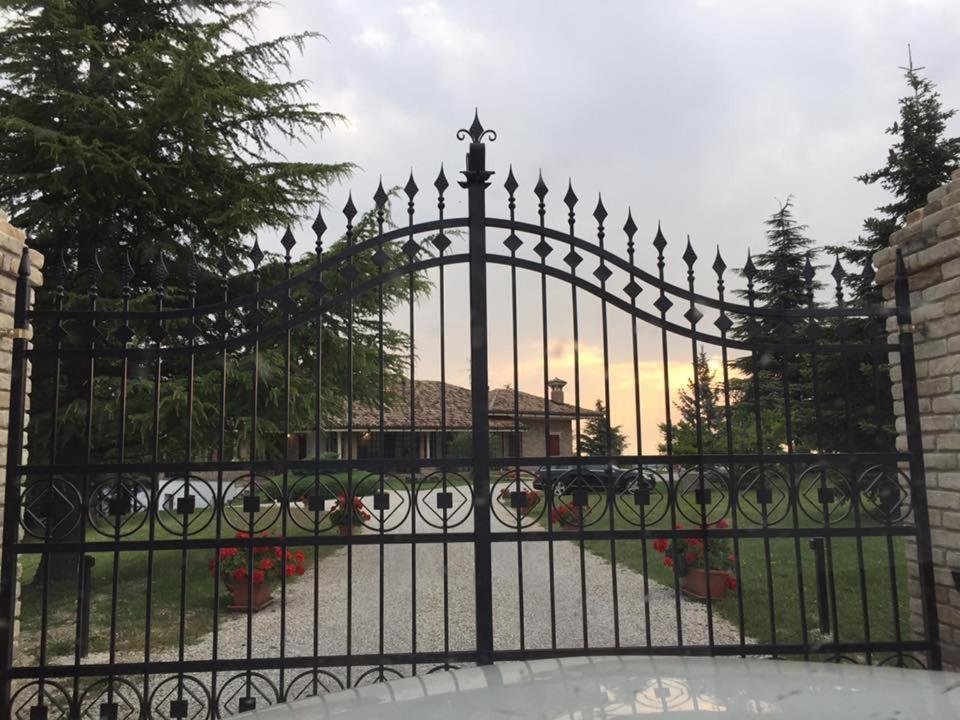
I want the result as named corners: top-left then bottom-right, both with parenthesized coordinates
top-left (328, 494), bottom-right (372, 527)
top-left (650, 522), bottom-right (736, 578)
top-left (549, 500), bottom-right (587, 526)
top-left (210, 531), bottom-right (308, 596)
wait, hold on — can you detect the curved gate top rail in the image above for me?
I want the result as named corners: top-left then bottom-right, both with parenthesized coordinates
top-left (28, 114), bottom-right (894, 357)
top-left (0, 113), bottom-right (940, 719)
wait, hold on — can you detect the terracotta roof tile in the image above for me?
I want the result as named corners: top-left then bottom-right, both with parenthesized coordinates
top-left (320, 379), bottom-right (597, 430)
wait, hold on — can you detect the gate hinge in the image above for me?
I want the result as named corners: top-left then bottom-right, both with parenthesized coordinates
top-left (899, 323), bottom-right (919, 335)
top-left (0, 327), bottom-right (31, 340)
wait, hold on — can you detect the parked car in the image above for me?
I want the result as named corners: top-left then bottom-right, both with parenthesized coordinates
top-left (533, 464), bottom-right (654, 495)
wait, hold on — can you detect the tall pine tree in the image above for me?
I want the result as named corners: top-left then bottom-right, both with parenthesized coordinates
top-left (0, 0), bottom-right (351, 290)
top-left (0, 3), bottom-right (433, 584)
top-left (833, 48), bottom-right (960, 302)
top-left (580, 400), bottom-right (627, 458)
top-left (819, 49), bottom-right (959, 453)
top-left (659, 349), bottom-right (726, 456)
top-left (730, 197), bottom-right (820, 451)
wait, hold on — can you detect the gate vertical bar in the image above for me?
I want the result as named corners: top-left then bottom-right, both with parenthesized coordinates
top-left (0, 248), bottom-right (31, 713)
top-left (894, 249), bottom-right (941, 670)
top-left (459, 112), bottom-right (495, 665)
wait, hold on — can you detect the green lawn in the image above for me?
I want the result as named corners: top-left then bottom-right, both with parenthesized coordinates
top-left (18, 472), bottom-right (470, 661)
top-left (18, 503), bottom-right (343, 660)
top-left (543, 492), bottom-right (909, 657)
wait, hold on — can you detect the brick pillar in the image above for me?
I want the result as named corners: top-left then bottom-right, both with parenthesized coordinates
top-left (875, 168), bottom-right (960, 669)
top-left (0, 211), bottom-right (43, 664)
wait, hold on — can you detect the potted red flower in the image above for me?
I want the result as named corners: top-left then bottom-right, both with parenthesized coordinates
top-left (651, 521), bottom-right (737, 600)
top-left (328, 494), bottom-right (371, 535)
top-left (209, 531), bottom-right (306, 611)
top-left (497, 486), bottom-right (541, 517)
top-left (549, 500), bottom-right (588, 529)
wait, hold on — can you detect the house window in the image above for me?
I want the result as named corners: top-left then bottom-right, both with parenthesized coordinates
top-left (501, 433), bottom-right (522, 457)
top-left (324, 432), bottom-right (338, 456)
top-left (548, 434), bottom-right (561, 457)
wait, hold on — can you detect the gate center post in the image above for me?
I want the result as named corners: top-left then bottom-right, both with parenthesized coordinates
top-left (459, 114), bottom-right (495, 665)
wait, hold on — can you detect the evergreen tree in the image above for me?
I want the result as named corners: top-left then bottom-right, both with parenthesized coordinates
top-left (0, 3), bottom-right (437, 584)
top-left (735, 196), bottom-right (821, 331)
top-left (818, 49), bottom-right (958, 453)
top-left (730, 197), bottom-right (820, 450)
top-left (659, 349), bottom-right (727, 455)
top-left (581, 400), bottom-right (627, 458)
top-left (832, 48), bottom-right (960, 302)
top-left (0, 0), bottom-right (351, 291)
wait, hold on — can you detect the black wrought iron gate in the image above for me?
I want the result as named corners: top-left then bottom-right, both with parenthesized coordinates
top-left (0, 115), bottom-right (941, 718)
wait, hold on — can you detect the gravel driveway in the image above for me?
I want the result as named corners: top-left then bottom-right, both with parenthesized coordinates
top-left (47, 490), bottom-right (749, 716)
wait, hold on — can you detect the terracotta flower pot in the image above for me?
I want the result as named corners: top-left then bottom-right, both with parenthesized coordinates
top-left (681, 568), bottom-right (730, 601)
top-left (228, 581), bottom-right (273, 611)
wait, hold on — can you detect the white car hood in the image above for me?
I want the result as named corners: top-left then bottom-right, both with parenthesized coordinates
top-left (238, 655), bottom-right (960, 719)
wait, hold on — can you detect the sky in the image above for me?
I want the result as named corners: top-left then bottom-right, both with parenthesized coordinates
top-left (252, 0), bottom-right (960, 453)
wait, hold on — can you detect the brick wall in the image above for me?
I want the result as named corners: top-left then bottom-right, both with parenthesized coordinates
top-left (0, 211), bottom-right (43, 668)
top-left (521, 418), bottom-right (573, 458)
top-left (0, 212), bottom-right (43, 665)
top-left (875, 168), bottom-right (960, 669)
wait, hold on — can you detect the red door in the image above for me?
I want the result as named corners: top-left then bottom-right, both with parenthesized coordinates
top-left (548, 434), bottom-right (561, 457)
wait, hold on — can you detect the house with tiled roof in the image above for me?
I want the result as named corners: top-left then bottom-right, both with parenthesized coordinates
top-left (285, 378), bottom-right (599, 461)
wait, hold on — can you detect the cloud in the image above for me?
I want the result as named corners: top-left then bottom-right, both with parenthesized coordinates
top-left (353, 26), bottom-right (392, 51)
top-left (398, 1), bottom-right (490, 59)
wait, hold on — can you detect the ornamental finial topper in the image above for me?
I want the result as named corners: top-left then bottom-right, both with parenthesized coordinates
top-left (457, 109), bottom-right (497, 143)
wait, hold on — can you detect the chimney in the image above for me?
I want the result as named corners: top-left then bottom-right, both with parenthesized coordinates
top-left (547, 377), bottom-right (567, 405)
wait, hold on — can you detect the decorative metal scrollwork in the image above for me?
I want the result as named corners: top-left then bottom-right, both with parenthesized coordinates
top-left (87, 476), bottom-right (150, 538)
top-left (147, 674), bottom-right (211, 720)
top-left (797, 465), bottom-right (853, 524)
top-left (78, 677), bottom-right (143, 720)
top-left (221, 473), bottom-right (282, 533)
top-left (675, 466), bottom-right (730, 525)
top-left (415, 471), bottom-right (473, 529)
top-left (19, 477), bottom-right (82, 540)
top-left (354, 666), bottom-right (405, 686)
top-left (545, 467), bottom-right (610, 529)
top-left (490, 469), bottom-right (546, 529)
top-left (456, 110), bottom-right (497, 144)
top-left (284, 669), bottom-right (344, 701)
top-left (286, 472), bottom-right (346, 533)
top-left (735, 465), bottom-right (790, 526)
top-left (155, 475), bottom-right (215, 537)
top-left (10, 679), bottom-right (71, 720)
top-left (425, 663), bottom-right (460, 674)
top-left (878, 653), bottom-right (925, 669)
top-left (355, 473), bottom-right (412, 533)
top-left (215, 672), bottom-right (279, 717)
top-left (858, 465), bottom-right (912, 525)
top-left (615, 467), bottom-right (669, 527)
